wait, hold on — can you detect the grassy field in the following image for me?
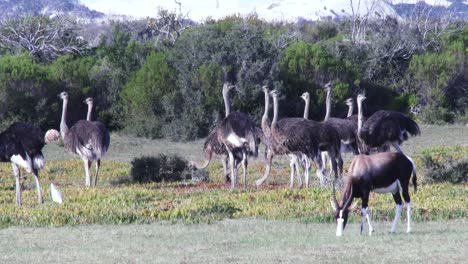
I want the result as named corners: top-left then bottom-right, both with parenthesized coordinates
top-left (41, 124), bottom-right (468, 162)
top-left (0, 219), bottom-right (466, 263)
top-left (0, 125), bottom-right (466, 262)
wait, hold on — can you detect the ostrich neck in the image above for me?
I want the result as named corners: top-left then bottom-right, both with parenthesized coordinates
top-left (357, 100), bottom-right (363, 133)
top-left (60, 99), bottom-right (69, 138)
top-left (86, 103), bottom-right (93, 121)
top-left (193, 149), bottom-right (212, 169)
top-left (261, 91), bottom-right (271, 138)
top-left (271, 96), bottom-right (279, 133)
top-left (223, 90), bottom-right (230, 117)
top-left (347, 103), bottom-right (354, 118)
top-left (324, 89), bottom-right (331, 121)
top-left (303, 97), bottom-right (310, 119)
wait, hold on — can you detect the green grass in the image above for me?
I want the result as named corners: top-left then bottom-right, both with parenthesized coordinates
top-left (0, 125), bottom-right (466, 262)
top-left (0, 219), bottom-right (466, 263)
top-left (0, 125), bottom-right (466, 227)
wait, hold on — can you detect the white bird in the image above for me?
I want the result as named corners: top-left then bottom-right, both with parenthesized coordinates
top-left (50, 183), bottom-right (63, 204)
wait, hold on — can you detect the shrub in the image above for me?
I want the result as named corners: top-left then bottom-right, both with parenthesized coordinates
top-left (418, 146), bottom-right (468, 184)
top-left (130, 154), bottom-right (190, 183)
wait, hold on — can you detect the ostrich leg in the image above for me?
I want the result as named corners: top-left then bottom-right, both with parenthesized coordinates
top-left (93, 159), bottom-right (101, 187)
top-left (12, 163), bottom-right (21, 206)
top-left (83, 159), bottom-right (91, 187)
top-left (228, 150), bottom-right (236, 190)
top-left (32, 169), bottom-right (43, 204)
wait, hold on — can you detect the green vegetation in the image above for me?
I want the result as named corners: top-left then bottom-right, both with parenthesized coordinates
top-left (0, 157), bottom-right (465, 228)
top-left (1, 219), bottom-right (467, 263)
top-left (416, 146), bottom-right (468, 184)
top-left (0, 14), bottom-right (466, 140)
top-left (129, 154), bottom-right (190, 183)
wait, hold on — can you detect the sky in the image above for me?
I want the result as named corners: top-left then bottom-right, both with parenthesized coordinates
top-left (80, 0), bottom-right (262, 20)
top-left (80, 0), bottom-right (456, 21)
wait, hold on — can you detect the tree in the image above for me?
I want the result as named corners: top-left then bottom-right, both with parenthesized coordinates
top-left (0, 15), bottom-right (86, 62)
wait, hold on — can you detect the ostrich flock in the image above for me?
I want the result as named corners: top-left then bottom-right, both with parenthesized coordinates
top-left (0, 92), bottom-right (109, 206)
top-left (1, 82), bottom-right (420, 235)
top-left (190, 82), bottom-right (420, 235)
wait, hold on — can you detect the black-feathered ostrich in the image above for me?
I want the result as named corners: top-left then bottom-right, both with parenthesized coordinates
top-left (59, 92), bottom-right (110, 187)
top-left (0, 122), bottom-right (60, 205)
top-left (215, 83), bottom-right (258, 189)
top-left (189, 83), bottom-right (265, 184)
top-left (356, 94), bottom-right (420, 154)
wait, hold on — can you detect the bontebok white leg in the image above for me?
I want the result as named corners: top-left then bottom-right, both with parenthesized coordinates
top-left (406, 202), bottom-right (412, 233)
top-left (360, 208), bottom-right (366, 235)
top-left (366, 208), bottom-right (374, 235)
top-left (360, 207), bottom-right (373, 235)
top-left (391, 204), bottom-right (402, 233)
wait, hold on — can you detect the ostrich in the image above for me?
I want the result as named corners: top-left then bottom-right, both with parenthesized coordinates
top-left (316, 84), bottom-right (359, 176)
top-left (189, 83), bottom-right (266, 184)
top-left (256, 89), bottom-right (341, 188)
top-left (0, 122), bottom-right (60, 206)
top-left (255, 86), bottom-right (304, 188)
top-left (59, 92), bottom-right (110, 187)
top-left (356, 94), bottom-right (420, 154)
top-left (215, 83), bottom-right (258, 189)
top-left (189, 130), bottom-right (242, 183)
top-left (84, 97), bottom-right (94, 121)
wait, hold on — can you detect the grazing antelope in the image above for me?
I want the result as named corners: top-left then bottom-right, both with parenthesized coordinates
top-left (331, 152), bottom-right (417, 236)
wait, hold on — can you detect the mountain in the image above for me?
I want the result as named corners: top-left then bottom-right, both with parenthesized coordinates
top-left (0, 0), bottom-right (104, 21)
top-left (252, 0), bottom-right (468, 21)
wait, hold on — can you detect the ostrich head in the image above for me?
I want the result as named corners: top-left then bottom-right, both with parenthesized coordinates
top-left (261, 85), bottom-right (269, 93)
top-left (357, 94), bottom-right (366, 103)
top-left (83, 97), bottom-right (93, 105)
top-left (300, 92), bottom-right (309, 102)
top-left (222, 82), bottom-right (237, 94)
top-left (269, 89), bottom-right (279, 98)
top-left (324, 81), bottom-right (332, 91)
top-left (345, 98), bottom-right (353, 106)
top-left (59, 91), bottom-right (68, 100)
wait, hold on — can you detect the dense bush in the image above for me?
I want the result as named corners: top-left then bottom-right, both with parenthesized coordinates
top-left (0, 13), bottom-right (466, 138)
top-left (130, 154), bottom-right (190, 183)
top-left (418, 146), bottom-right (468, 184)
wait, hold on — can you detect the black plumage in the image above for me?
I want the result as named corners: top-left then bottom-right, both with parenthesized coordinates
top-left (356, 94), bottom-right (420, 154)
top-left (216, 83), bottom-right (258, 189)
top-left (360, 110), bottom-right (420, 149)
top-left (0, 122), bottom-right (60, 206)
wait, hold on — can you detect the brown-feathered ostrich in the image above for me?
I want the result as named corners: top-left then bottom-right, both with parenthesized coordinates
top-left (356, 94), bottom-right (420, 154)
top-left (84, 97), bottom-right (94, 121)
top-left (256, 89), bottom-right (341, 187)
top-left (0, 122), bottom-right (60, 205)
top-left (59, 92), bottom-right (110, 187)
top-left (317, 84), bottom-right (359, 176)
top-left (255, 87), bottom-right (303, 188)
top-left (215, 83), bottom-right (258, 189)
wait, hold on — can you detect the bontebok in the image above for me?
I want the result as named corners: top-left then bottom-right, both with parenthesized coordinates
top-left (331, 152), bottom-right (417, 236)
